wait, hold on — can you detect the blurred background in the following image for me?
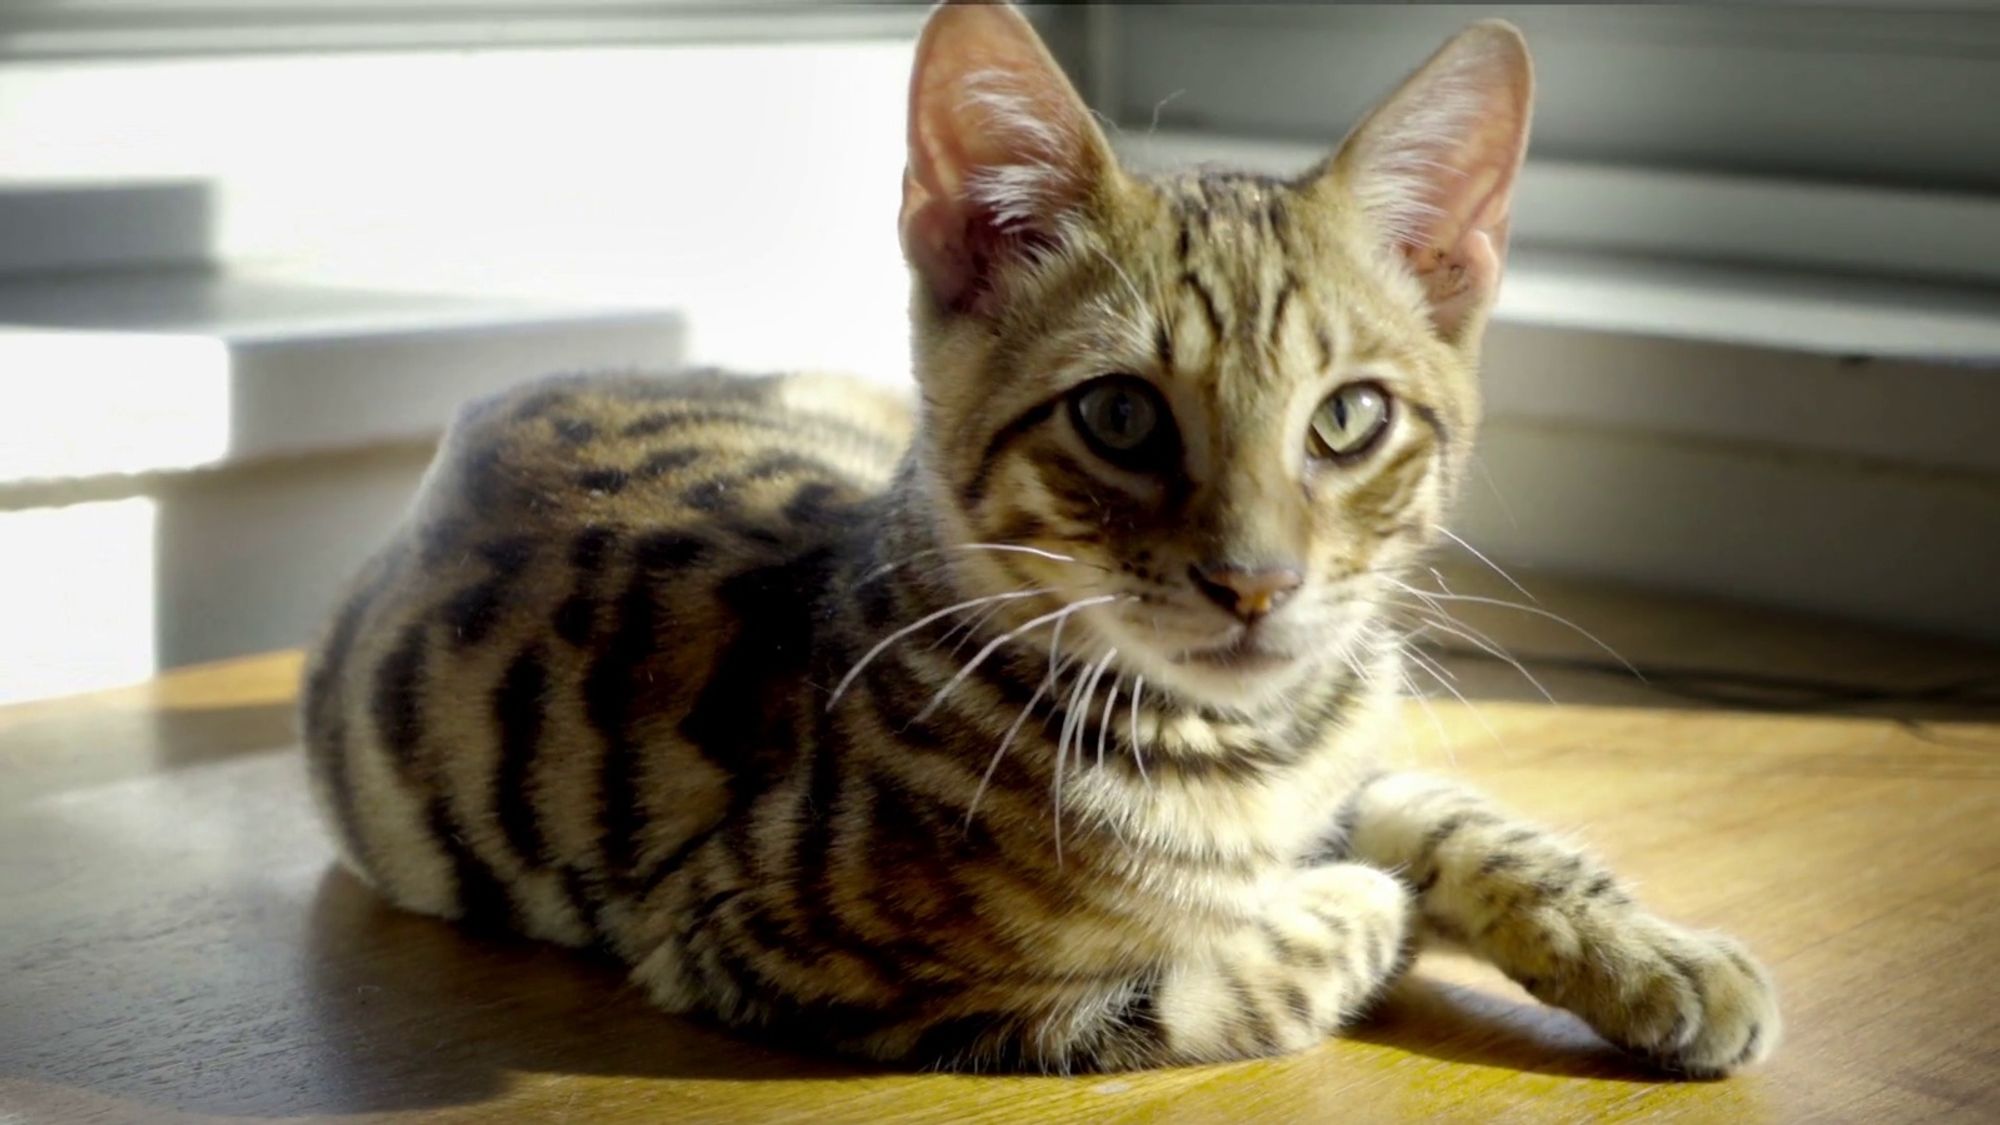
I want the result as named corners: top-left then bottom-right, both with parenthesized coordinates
top-left (1, 1), bottom-right (1996, 705)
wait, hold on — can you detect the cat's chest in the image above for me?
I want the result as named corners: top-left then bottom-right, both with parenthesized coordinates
top-left (1113, 759), bottom-right (1368, 868)
top-left (1082, 687), bottom-right (1397, 864)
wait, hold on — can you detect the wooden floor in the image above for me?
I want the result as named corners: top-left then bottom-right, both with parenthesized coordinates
top-left (3, 565), bottom-right (1998, 1124)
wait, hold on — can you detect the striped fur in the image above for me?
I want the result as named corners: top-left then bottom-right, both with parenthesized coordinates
top-left (301, 4), bottom-right (1777, 1078)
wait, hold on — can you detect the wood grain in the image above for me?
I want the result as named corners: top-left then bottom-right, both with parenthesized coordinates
top-left (4, 570), bottom-right (1998, 1124)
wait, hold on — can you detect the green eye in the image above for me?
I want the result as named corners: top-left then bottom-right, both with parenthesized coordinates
top-left (1070, 376), bottom-right (1175, 469)
top-left (1309, 382), bottom-right (1392, 461)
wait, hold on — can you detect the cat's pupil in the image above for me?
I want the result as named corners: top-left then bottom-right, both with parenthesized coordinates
top-left (1077, 379), bottom-right (1160, 454)
top-left (1105, 394), bottom-right (1142, 441)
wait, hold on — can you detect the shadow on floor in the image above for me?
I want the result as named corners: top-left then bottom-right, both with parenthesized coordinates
top-left (1350, 971), bottom-right (1670, 1083)
top-left (0, 697), bottom-right (298, 772)
top-left (294, 868), bottom-right (871, 1115)
top-left (3, 862), bottom-right (1686, 1120)
top-left (297, 868), bottom-right (1680, 1114)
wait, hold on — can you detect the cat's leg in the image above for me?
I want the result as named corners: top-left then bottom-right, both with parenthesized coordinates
top-left (1335, 772), bottom-right (1780, 1076)
top-left (630, 859), bottom-right (1410, 1071)
top-left (1052, 862), bottom-right (1413, 1069)
top-left (1148, 862), bottom-right (1413, 1063)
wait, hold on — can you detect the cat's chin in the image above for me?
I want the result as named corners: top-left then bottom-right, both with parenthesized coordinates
top-left (1174, 634), bottom-right (1298, 674)
top-left (1112, 637), bottom-right (1320, 714)
top-left (1152, 661), bottom-right (1311, 714)
top-left (1091, 610), bottom-right (1375, 715)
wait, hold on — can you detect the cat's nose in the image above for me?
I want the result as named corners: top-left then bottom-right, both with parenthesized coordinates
top-left (1189, 562), bottom-right (1304, 623)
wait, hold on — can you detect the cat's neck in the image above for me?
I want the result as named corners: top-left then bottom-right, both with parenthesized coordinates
top-left (840, 456), bottom-right (1393, 869)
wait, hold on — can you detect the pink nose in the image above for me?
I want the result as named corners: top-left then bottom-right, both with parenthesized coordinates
top-left (1189, 563), bottom-right (1304, 623)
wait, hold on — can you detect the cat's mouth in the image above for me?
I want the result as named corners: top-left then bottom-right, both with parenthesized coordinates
top-left (1173, 633), bottom-right (1295, 673)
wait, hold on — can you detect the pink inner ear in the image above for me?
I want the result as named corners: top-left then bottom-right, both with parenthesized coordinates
top-left (1334, 21), bottom-right (1532, 338)
top-left (1403, 149), bottom-right (1516, 333)
top-left (898, 2), bottom-right (1107, 314)
top-left (1403, 228), bottom-right (1502, 339)
top-left (901, 171), bottom-right (970, 308)
top-left (901, 66), bottom-right (1024, 310)
top-left (902, 165), bottom-right (1065, 315)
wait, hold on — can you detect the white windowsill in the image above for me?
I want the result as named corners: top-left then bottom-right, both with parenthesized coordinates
top-left (1498, 248), bottom-right (2000, 365)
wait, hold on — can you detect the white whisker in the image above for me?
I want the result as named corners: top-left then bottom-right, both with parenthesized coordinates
top-left (1398, 630), bottom-right (1459, 686)
top-left (1472, 453), bottom-right (1521, 533)
top-left (827, 588), bottom-right (1055, 709)
top-left (965, 650), bottom-right (1077, 831)
top-left (1060, 648), bottom-right (1114, 777)
top-left (912, 596), bottom-right (1124, 724)
top-left (1053, 647), bottom-right (1118, 861)
top-left (1055, 653), bottom-right (1091, 782)
top-left (1427, 567), bottom-right (1457, 596)
top-left (1147, 89), bottom-right (1185, 138)
top-left (1403, 643), bottom-right (1500, 746)
top-left (936, 597), bottom-right (1013, 657)
top-left (1392, 581), bottom-right (1541, 676)
top-left (1097, 674), bottom-right (1123, 770)
top-left (1391, 582), bottom-right (1562, 705)
top-left (1046, 608), bottom-right (1071, 683)
top-left (1438, 528), bottom-right (1537, 604)
top-left (1086, 242), bottom-right (1149, 314)
top-left (858, 542), bottom-right (1104, 586)
top-left (1394, 587), bottom-right (1515, 661)
top-left (1128, 675), bottom-right (1148, 785)
top-left (1052, 648), bottom-right (1101, 864)
top-left (1396, 664), bottom-right (1456, 766)
top-left (1401, 606), bottom-right (1556, 706)
top-left (1389, 579), bottom-right (1641, 680)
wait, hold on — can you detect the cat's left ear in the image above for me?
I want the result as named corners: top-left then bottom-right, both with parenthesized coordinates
top-left (900, 0), bottom-right (1117, 314)
top-left (1314, 21), bottom-right (1534, 342)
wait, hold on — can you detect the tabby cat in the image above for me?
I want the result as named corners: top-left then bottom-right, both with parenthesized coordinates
top-left (302, 1), bottom-right (1780, 1075)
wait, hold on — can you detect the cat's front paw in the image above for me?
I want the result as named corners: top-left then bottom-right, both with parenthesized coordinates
top-left (1537, 912), bottom-right (1781, 1078)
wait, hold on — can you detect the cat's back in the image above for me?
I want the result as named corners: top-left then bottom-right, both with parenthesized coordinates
top-left (300, 368), bottom-right (910, 945)
top-left (428, 368), bottom-right (912, 533)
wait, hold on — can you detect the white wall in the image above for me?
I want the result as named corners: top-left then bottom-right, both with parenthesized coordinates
top-left (0, 39), bottom-right (918, 380)
top-left (0, 39), bottom-right (925, 700)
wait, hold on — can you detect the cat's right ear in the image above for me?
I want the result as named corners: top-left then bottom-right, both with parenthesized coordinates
top-left (1312, 20), bottom-right (1533, 343)
top-left (900, 1), bottom-right (1115, 315)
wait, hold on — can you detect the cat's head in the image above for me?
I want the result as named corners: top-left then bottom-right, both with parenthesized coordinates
top-left (899, 1), bottom-right (1532, 713)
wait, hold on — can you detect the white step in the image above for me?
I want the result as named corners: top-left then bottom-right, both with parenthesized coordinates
top-left (0, 269), bottom-right (684, 486)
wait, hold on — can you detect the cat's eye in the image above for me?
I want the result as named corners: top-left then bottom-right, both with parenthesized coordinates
top-left (1308, 382), bottom-right (1393, 462)
top-left (1070, 376), bottom-right (1176, 469)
